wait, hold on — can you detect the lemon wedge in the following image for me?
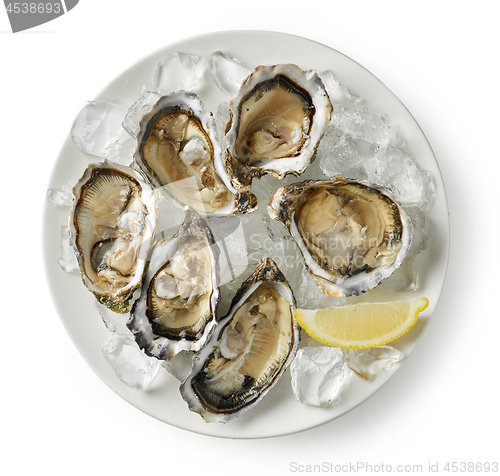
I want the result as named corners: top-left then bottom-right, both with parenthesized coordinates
top-left (295, 297), bottom-right (429, 349)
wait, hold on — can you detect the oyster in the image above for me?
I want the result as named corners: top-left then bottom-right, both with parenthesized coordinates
top-left (135, 91), bottom-right (256, 216)
top-left (70, 160), bottom-right (158, 313)
top-left (268, 177), bottom-right (412, 297)
top-left (223, 64), bottom-right (333, 191)
top-left (127, 207), bottom-right (219, 360)
top-left (180, 257), bottom-right (299, 423)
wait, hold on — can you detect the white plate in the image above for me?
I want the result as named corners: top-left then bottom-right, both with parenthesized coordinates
top-left (43, 30), bottom-right (449, 438)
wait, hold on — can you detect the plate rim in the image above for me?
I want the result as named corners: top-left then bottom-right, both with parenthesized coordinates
top-left (43, 29), bottom-right (450, 439)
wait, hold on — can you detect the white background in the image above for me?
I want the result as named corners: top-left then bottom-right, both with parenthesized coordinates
top-left (1, 1), bottom-right (499, 475)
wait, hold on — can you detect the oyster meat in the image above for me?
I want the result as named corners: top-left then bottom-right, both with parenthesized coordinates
top-left (223, 64), bottom-right (332, 191)
top-left (180, 257), bottom-right (299, 423)
top-left (135, 91), bottom-right (256, 216)
top-left (127, 207), bottom-right (219, 360)
top-left (69, 160), bottom-right (158, 313)
top-left (268, 177), bottom-right (412, 297)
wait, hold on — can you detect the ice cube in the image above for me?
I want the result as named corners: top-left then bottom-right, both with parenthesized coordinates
top-left (215, 101), bottom-right (230, 145)
top-left (317, 111), bottom-right (385, 177)
top-left (71, 101), bottom-right (129, 157)
top-left (161, 350), bottom-right (194, 381)
top-left (102, 332), bottom-right (160, 391)
top-left (46, 180), bottom-right (76, 208)
top-left (103, 137), bottom-right (136, 166)
top-left (340, 164), bottom-right (369, 182)
top-left (251, 174), bottom-right (284, 204)
top-left (153, 52), bottom-right (207, 93)
top-left (291, 346), bottom-right (351, 407)
top-left (293, 266), bottom-right (347, 310)
top-left (154, 190), bottom-right (186, 240)
top-left (406, 205), bottom-right (432, 256)
top-left (58, 220), bottom-right (79, 273)
top-left (319, 70), bottom-right (353, 105)
top-left (379, 255), bottom-right (418, 292)
top-left (249, 176), bottom-right (293, 245)
top-left (344, 345), bottom-right (404, 380)
top-left (208, 51), bottom-right (253, 98)
top-left (95, 301), bottom-right (129, 334)
top-left (317, 106), bottom-right (392, 179)
top-left (332, 105), bottom-right (391, 144)
top-left (298, 330), bottom-right (325, 349)
top-left (140, 83), bottom-right (166, 96)
top-left (238, 186), bottom-right (292, 272)
top-left (365, 148), bottom-right (436, 209)
top-left (317, 125), bottom-right (360, 176)
top-left (207, 216), bottom-right (248, 286)
top-left (122, 91), bottom-right (162, 138)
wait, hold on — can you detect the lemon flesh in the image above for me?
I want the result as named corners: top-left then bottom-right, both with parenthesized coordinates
top-left (295, 297), bottom-right (429, 349)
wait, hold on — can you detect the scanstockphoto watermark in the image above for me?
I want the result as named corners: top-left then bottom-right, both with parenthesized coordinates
top-left (3, 0), bottom-right (79, 32)
top-left (248, 231), bottom-right (382, 270)
top-left (289, 461), bottom-right (499, 473)
top-left (290, 462), bottom-right (425, 473)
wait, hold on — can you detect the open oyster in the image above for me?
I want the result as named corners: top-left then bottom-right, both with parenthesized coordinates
top-left (69, 160), bottom-right (158, 313)
top-left (268, 177), bottom-right (412, 297)
top-left (223, 64), bottom-right (332, 191)
top-left (180, 257), bottom-right (299, 423)
top-left (134, 91), bottom-right (256, 216)
top-left (127, 207), bottom-right (219, 361)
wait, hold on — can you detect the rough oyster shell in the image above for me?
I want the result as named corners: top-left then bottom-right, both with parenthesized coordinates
top-left (268, 177), bottom-right (413, 297)
top-left (69, 160), bottom-right (158, 313)
top-left (223, 64), bottom-right (333, 191)
top-left (180, 257), bottom-right (299, 423)
top-left (127, 207), bottom-right (220, 361)
top-left (134, 91), bottom-right (256, 216)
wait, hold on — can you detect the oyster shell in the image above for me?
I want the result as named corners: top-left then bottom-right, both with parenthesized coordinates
top-left (223, 64), bottom-right (332, 191)
top-left (127, 207), bottom-right (219, 360)
top-left (180, 257), bottom-right (299, 423)
top-left (69, 160), bottom-right (158, 313)
top-left (268, 177), bottom-right (412, 297)
top-left (134, 91), bottom-right (256, 216)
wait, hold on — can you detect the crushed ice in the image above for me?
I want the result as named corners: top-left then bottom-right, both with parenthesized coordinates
top-left (154, 51), bottom-right (207, 93)
top-left (46, 180), bottom-right (76, 208)
top-left (122, 90), bottom-right (163, 139)
top-left (318, 105), bottom-right (435, 211)
top-left (71, 100), bottom-right (129, 157)
top-left (95, 301), bottom-right (129, 334)
top-left (215, 101), bottom-right (230, 145)
top-left (161, 350), bottom-right (194, 382)
top-left (102, 137), bottom-right (136, 166)
top-left (58, 50), bottom-right (436, 406)
top-left (291, 346), bottom-right (351, 407)
top-left (208, 51), bottom-right (253, 98)
top-left (102, 332), bottom-right (160, 391)
top-left (58, 220), bottom-right (79, 273)
top-left (344, 345), bottom-right (404, 381)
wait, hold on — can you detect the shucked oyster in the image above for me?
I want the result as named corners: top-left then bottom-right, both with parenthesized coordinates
top-left (135, 91), bottom-right (256, 216)
top-left (181, 257), bottom-right (299, 423)
top-left (223, 64), bottom-right (332, 191)
top-left (127, 207), bottom-right (219, 360)
top-left (268, 177), bottom-right (412, 297)
top-left (70, 160), bottom-right (158, 313)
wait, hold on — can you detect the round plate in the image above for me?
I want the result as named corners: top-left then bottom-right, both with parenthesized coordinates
top-left (44, 31), bottom-right (449, 438)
